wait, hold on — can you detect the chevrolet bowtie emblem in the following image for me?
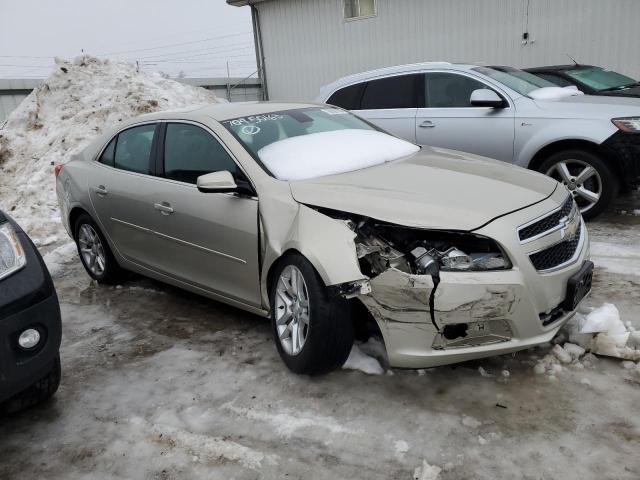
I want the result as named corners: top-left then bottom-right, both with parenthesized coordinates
top-left (560, 210), bottom-right (580, 240)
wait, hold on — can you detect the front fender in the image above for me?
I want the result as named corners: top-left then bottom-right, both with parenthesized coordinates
top-left (259, 201), bottom-right (365, 308)
top-left (514, 118), bottom-right (617, 168)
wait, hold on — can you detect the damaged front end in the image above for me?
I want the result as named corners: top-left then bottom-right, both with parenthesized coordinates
top-left (317, 208), bottom-right (535, 368)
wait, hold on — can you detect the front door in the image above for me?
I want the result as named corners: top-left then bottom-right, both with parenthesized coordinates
top-left (147, 122), bottom-right (261, 306)
top-left (415, 72), bottom-right (515, 162)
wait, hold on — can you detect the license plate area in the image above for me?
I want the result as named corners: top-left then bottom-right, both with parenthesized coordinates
top-left (562, 260), bottom-right (594, 311)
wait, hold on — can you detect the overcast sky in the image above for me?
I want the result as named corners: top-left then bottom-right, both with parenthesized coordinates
top-left (0, 0), bottom-right (255, 79)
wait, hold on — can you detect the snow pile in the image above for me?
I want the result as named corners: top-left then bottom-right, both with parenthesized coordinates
top-left (0, 55), bottom-right (218, 242)
top-left (413, 459), bottom-right (442, 480)
top-left (342, 343), bottom-right (384, 375)
top-left (461, 416), bottom-right (482, 428)
top-left (257, 129), bottom-right (420, 181)
top-left (535, 303), bottom-right (640, 377)
top-left (42, 241), bottom-right (76, 276)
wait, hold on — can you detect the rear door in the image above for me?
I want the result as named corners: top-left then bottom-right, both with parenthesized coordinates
top-left (327, 74), bottom-right (420, 142)
top-left (88, 123), bottom-right (162, 268)
top-left (415, 71), bottom-right (515, 162)
top-left (146, 121), bottom-right (261, 306)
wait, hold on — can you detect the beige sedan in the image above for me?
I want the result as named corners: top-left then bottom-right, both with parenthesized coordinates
top-left (56, 102), bottom-right (593, 374)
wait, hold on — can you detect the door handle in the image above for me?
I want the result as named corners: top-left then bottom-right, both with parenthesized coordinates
top-left (93, 185), bottom-right (109, 196)
top-left (419, 120), bottom-right (436, 128)
top-left (154, 202), bottom-right (174, 215)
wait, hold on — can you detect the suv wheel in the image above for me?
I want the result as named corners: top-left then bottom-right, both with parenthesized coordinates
top-left (74, 213), bottom-right (123, 284)
top-left (270, 253), bottom-right (353, 375)
top-left (538, 149), bottom-right (618, 220)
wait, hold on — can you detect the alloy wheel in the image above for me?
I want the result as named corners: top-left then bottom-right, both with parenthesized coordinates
top-left (78, 224), bottom-right (106, 276)
top-left (546, 159), bottom-right (602, 215)
top-left (275, 265), bottom-right (310, 356)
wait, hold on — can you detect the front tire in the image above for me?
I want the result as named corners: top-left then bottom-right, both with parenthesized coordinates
top-left (538, 149), bottom-right (618, 220)
top-left (270, 253), bottom-right (354, 375)
top-left (74, 213), bottom-right (122, 284)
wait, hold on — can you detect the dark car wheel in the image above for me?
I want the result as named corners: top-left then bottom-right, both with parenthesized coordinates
top-left (1, 355), bottom-right (61, 414)
top-left (74, 213), bottom-right (122, 284)
top-left (270, 253), bottom-right (354, 375)
top-left (538, 149), bottom-right (618, 220)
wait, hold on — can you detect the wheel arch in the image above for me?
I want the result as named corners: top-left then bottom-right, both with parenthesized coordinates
top-left (68, 206), bottom-right (91, 239)
top-left (527, 139), bottom-right (623, 183)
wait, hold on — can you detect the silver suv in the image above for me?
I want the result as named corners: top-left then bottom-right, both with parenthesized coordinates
top-left (316, 62), bottom-right (640, 219)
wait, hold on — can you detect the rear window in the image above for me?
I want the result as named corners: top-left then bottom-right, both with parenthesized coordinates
top-left (327, 83), bottom-right (365, 110)
top-left (360, 74), bottom-right (419, 110)
top-left (114, 124), bottom-right (156, 174)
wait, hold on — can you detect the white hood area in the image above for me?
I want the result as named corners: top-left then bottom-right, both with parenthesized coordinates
top-left (257, 129), bottom-right (420, 181)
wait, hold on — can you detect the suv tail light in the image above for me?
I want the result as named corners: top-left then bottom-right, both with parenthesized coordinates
top-left (54, 164), bottom-right (64, 178)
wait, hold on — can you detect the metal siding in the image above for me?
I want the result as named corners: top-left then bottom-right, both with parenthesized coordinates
top-left (0, 94), bottom-right (29, 122)
top-left (256, 0), bottom-right (640, 101)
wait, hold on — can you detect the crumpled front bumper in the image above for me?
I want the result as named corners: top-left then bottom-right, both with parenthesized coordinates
top-left (357, 189), bottom-right (591, 369)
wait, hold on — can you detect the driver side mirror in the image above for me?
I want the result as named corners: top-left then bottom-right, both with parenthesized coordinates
top-left (197, 170), bottom-right (238, 193)
top-left (470, 89), bottom-right (506, 108)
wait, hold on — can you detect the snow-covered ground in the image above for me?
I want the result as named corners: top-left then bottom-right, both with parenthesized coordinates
top-left (1, 59), bottom-right (640, 479)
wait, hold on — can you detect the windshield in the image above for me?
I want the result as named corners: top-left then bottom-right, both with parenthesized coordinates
top-left (222, 107), bottom-right (419, 180)
top-left (564, 66), bottom-right (637, 91)
top-left (473, 66), bottom-right (556, 96)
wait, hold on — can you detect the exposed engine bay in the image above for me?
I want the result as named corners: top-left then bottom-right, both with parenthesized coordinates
top-left (314, 207), bottom-right (517, 352)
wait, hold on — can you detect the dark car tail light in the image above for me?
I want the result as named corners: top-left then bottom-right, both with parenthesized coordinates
top-left (54, 164), bottom-right (64, 178)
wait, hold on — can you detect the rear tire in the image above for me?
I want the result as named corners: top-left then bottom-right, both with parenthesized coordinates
top-left (270, 253), bottom-right (354, 375)
top-left (74, 213), bottom-right (123, 284)
top-left (537, 149), bottom-right (618, 220)
top-left (1, 355), bottom-right (61, 414)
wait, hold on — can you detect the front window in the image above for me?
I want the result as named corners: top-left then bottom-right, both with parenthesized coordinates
top-left (474, 66), bottom-right (556, 96)
top-left (564, 66), bottom-right (638, 92)
top-left (344, 0), bottom-right (376, 20)
top-left (163, 123), bottom-right (240, 184)
top-left (425, 72), bottom-right (494, 108)
top-left (222, 107), bottom-right (419, 181)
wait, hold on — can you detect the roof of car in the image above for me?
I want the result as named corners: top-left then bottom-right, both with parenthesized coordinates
top-left (318, 62), bottom-right (478, 96)
top-left (525, 64), bottom-right (594, 72)
top-left (133, 101), bottom-right (323, 123)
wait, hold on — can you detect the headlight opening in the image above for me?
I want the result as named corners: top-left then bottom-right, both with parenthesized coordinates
top-left (0, 222), bottom-right (27, 280)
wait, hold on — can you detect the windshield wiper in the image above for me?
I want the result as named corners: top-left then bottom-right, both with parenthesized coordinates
top-left (599, 82), bottom-right (640, 92)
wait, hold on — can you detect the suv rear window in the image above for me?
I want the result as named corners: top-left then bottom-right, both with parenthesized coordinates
top-left (326, 83), bottom-right (365, 110)
top-left (360, 74), bottom-right (419, 110)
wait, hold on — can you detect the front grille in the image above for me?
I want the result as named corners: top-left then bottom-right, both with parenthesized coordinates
top-left (529, 223), bottom-right (582, 271)
top-left (519, 195), bottom-right (574, 242)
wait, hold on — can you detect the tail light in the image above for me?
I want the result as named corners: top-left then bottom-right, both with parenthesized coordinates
top-left (54, 164), bottom-right (64, 178)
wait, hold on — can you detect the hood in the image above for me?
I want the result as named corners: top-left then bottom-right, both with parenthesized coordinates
top-left (290, 147), bottom-right (557, 231)
top-left (530, 93), bottom-right (640, 119)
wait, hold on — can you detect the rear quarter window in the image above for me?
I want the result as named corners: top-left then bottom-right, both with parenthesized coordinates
top-left (98, 137), bottom-right (116, 167)
top-left (326, 83), bottom-right (365, 110)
